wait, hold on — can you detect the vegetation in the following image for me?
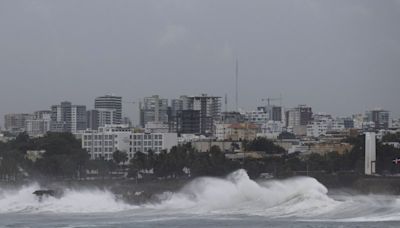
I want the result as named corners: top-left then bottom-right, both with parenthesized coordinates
top-left (278, 131), bottom-right (296, 140)
top-left (244, 137), bottom-right (286, 154)
top-left (0, 132), bottom-right (89, 181)
top-left (382, 132), bottom-right (400, 142)
top-left (1, 132), bottom-right (400, 182)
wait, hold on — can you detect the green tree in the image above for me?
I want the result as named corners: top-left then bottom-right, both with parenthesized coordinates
top-left (33, 132), bottom-right (89, 179)
top-left (245, 137), bottom-right (286, 154)
top-left (278, 131), bottom-right (296, 140)
top-left (382, 133), bottom-right (400, 142)
top-left (325, 151), bottom-right (342, 173)
top-left (307, 153), bottom-right (326, 171)
top-left (112, 150), bottom-right (128, 165)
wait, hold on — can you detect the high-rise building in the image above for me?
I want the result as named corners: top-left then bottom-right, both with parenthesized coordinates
top-left (51, 101), bottom-right (87, 133)
top-left (220, 111), bottom-right (244, 124)
top-left (176, 110), bottom-right (201, 134)
top-left (96, 108), bottom-right (116, 128)
top-left (25, 110), bottom-right (52, 137)
top-left (167, 99), bottom-right (184, 132)
top-left (122, 117), bottom-right (132, 127)
top-left (140, 95), bottom-right (169, 126)
top-left (285, 105), bottom-right (313, 127)
top-left (186, 94), bottom-right (221, 135)
top-left (366, 109), bottom-right (390, 130)
top-left (160, 94), bottom-right (221, 135)
top-left (268, 106), bottom-right (282, 122)
top-left (4, 113), bottom-right (34, 134)
top-left (94, 95), bottom-right (122, 125)
top-left (336, 117), bottom-right (354, 129)
top-left (86, 110), bottom-right (99, 130)
top-left (244, 110), bottom-right (269, 125)
top-left (170, 99), bottom-right (183, 117)
top-left (87, 108), bottom-right (118, 130)
top-left (33, 110), bottom-right (52, 120)
top-left (258, 105), bottom-right (282, 122)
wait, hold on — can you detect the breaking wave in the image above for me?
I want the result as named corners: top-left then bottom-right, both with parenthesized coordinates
top-left (1, 169), bottom-right (400, 222)
top-left (0, 184), bottom-right (134, 213)
top-left (149, 169), bottom-right (400, 221)
top-left (150, 169), bottom-right (338, 217)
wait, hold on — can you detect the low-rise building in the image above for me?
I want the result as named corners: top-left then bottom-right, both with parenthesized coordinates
top-left (214, 123), bottom-right (231, 140)
top-left (308, 142), bottom-right (353, 155)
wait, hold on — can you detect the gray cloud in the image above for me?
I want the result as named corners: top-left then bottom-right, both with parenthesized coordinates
top-left (0, 0), bottom-right (399, 125)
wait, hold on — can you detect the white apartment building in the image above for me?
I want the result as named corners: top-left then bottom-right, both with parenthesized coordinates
top-left (81, 125), bottom-right (178, 161)
top-left (307, 115), bottom-right (345, 138)
top-left (25, 118), bottom-right (51, 137)
top-left (81, 125), bottom-right (132, 160)
top-left (130, 132), bottom-right (177, 154)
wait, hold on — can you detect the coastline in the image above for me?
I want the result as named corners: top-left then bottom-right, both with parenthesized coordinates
top-left (2, 174), bottom-right (400, 204)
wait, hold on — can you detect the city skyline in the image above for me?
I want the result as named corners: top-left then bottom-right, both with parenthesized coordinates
top-left (0, 1), bottom-right (399, 125)
top-left (0, 92), bottom-right (398, 127)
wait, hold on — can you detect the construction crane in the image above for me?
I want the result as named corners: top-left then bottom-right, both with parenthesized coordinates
top-left (261, 96), bottom-right (282, 106)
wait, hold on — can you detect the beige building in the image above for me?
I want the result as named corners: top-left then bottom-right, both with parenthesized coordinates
top-left (226, 123), bottom-right (258, 141)
top-left (308, 142), bottom-right (353, 155)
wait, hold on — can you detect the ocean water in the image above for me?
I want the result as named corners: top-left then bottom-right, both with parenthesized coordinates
top-left (1, 170), bottom-right (400, 228)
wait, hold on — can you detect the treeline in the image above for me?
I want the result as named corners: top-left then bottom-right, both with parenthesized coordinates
top-left (1, 132), bottom-right (400, 182)
top-left (127, 135), bottom-right (400, 179)
top-left (0, 132), bottom-right (89, 181)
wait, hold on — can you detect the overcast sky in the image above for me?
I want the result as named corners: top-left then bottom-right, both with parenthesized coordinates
top-left (0, 0), bottom-right (399, 125)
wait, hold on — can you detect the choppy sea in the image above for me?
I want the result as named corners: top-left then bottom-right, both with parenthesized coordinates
top-left (1, 170), bottom-right (400, 228)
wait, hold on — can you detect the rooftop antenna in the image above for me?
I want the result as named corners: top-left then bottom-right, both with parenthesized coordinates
top-left (235, 58), bottom-right (239, 112)
top-left (225, 93), bottom-right (228, 113)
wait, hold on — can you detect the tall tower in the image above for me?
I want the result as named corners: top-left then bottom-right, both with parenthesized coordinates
top-left (365, 132), bottom-right (376, 175)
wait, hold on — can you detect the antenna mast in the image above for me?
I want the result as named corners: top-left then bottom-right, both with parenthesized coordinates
top-left (235, 58), bottom-right (239, 111)
top-left (225, 93), bottom-right (228, 113)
